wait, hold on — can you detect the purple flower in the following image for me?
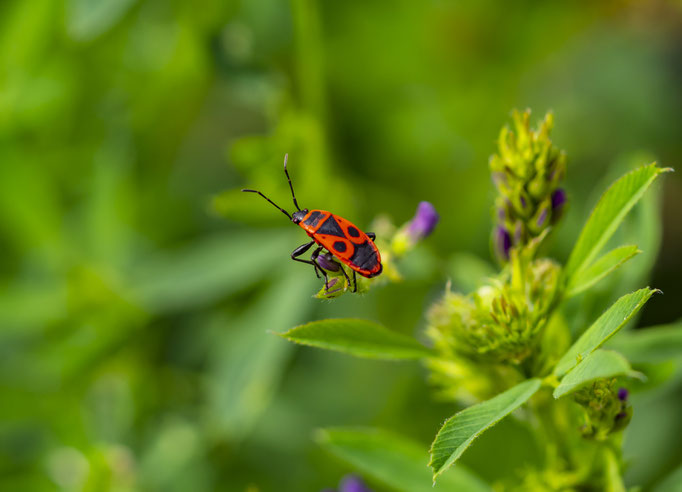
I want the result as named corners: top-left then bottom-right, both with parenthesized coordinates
top-left (322, 475), bottom-right (373, 492)
top-left (617, 387), bottom-right (629, 402)
top-left (495, 226), bottom-right (512, 261)
top-left (407, 201), bottom-right (439, 241)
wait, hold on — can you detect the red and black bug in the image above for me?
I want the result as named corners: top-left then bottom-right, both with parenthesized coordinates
top-left (242, 155), bottom-right (382, 292)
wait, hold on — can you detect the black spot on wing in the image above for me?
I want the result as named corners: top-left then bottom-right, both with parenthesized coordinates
top-left (333, 241), bottom-right (347, 253)
top-left (317, 216), bottom-right (345, 237)
top-left (347, 225), bottom-right (360, 238)
top-left (304, 211), bottom-right (324, 227)
top-left (350, 241), bottom-right (379, 270)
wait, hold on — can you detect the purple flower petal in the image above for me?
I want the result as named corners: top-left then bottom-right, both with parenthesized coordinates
top-left (339, 475), bottom-right (373, 492)
top-left (407, 201), bottom-right (439, 241)
top-left (617, 387), bottom-right (629, 402)
top-left (536, 208), bottom-right (548, 228)
top-left (519, 195), bottom-right (527, 209)
top-left (551, 189), bottom-right (566, 213)
top-left (495, 226), bottom-right (512, 261)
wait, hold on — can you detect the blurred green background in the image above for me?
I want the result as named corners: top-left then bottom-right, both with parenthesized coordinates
top-left (1, 0), bottom-right (682, 490)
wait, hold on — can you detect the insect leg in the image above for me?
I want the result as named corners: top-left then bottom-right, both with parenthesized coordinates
top-left (291, 241), bottom-right (320, 277)
top-left (310, 246), bottom-right (330, 289)
top-left (366, 232), bottom-right (376, 241)
top-left (352, 270), bottom-right (357, 293)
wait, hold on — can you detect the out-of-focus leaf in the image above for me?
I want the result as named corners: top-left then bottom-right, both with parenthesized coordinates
top-left (138, 419), bottom-right (209, 491)
top-left (0, 153), bottom-right (64, 259)
top-left (606, 322), bottom-right (682, 365)
top-left (564, 164), bottom-right (670, 282)
top-left (205, 268), bottom-right (315, 442)
top-left (653, 464), bottom-right (682, 492)
top-left (624, 382), bottom-right (682, 486)
top-left (66, 0), bottom-right (137, 42)
top-left (566, 245), bottom-right (640, 298)
top-left (85, 136), bottom-right (136, 266)
top-left (429, 379), bottom-right (541, 482)
top-left (0, 0), bottom-right (55, 71)
top-left (129, 229), bottom-right (296, 312)
top-left (280, 318), bottom-right (433, 360)
top-left (317, 427), bottom-right (492, 492)
top-left (0, 282), bottom-right (67, 337)
top-left (554, 350), bottom-right (642, 399)
top-left (554, 288), bottom-right (658, 378)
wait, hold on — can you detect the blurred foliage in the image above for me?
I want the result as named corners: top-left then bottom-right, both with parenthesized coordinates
top-left (0, 0), bottom-right (681, 491)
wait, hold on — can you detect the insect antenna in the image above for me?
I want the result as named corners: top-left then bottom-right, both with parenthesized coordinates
top-left (241, 189), bottom-right (292, 220)
top-left (283, 153), bottom-right (302, 211)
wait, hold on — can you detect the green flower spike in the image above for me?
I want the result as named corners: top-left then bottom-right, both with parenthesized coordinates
top-left (491, 110), bottom-right (567, 261)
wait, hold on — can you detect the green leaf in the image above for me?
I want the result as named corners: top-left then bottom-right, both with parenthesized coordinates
top-left (317, 428), bottom-right (491, 492)
top-left (554, 288), bottom-right (658, 378)
top-left (554, 350), bottom-right (642, 399)
top-left (280, 318), bottom-right (433, 360)
top-left (429, 379), bottom-right (541, 482)
top-left (606, 321), bottom-right (682, 365)
top-left (566, 245), bottom-right (641, 298)
top-left (564, 163), bottom-right (670, 282)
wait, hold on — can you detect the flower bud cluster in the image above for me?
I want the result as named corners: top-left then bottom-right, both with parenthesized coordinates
top-left (573, 380), bottom-right (632, 440)
top-left (491, 110), bottom-right (567, 261)
top-left (427, 244), bottom-right (561, 368)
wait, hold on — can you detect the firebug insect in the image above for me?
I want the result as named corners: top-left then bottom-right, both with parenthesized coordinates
top-left (242, 154), bottom-right (382, 292)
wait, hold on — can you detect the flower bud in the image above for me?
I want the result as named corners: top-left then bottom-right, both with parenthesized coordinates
top-left (426, 253), bottom-right (560, 367)
top-left (315, 276), bottom-right (347, 299)
top-left (391, 201), bottom-right (439, 256)
top-left (407, 201), bottom-right (439, 241)
top-left (339, 475), bottom-right (373, 492)
top-left (574, 379), bottom-right (633, 439)
top-left (494, 226), bottom-right (512, 262)
top-left (617, 387), bottom-right (629, 402)
top-left (317, 253), bottom-right (341, 273)
top-left (550, 188), bottom-right (567, 224)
